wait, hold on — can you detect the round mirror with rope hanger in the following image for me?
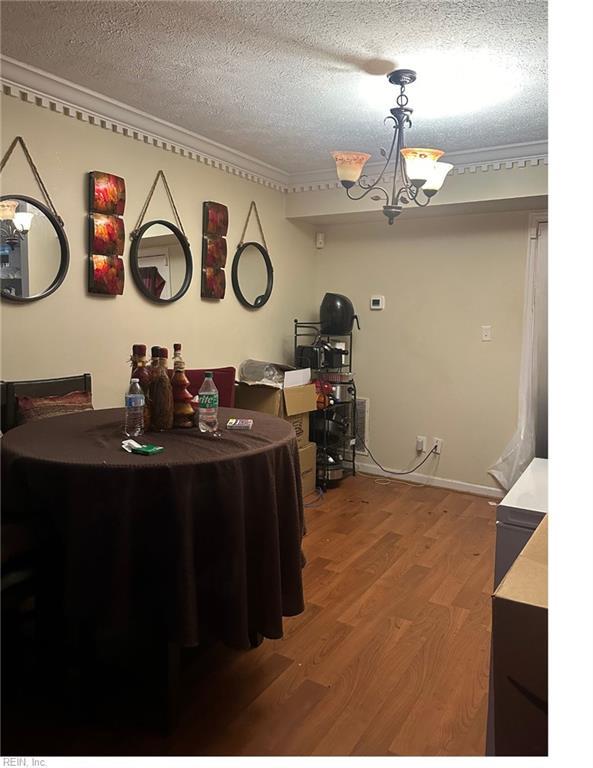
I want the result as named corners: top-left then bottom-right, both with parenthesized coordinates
top-left (231, 201), bottom-right (274, 310)
top-left (0, 136), bottom-right (70, 302)
top-left (129, 170), bottom-right (193, 303)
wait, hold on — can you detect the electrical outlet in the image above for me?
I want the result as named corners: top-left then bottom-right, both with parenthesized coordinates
top-left (416, 435), bottom-right (426, 453)
top-left (433, 438), bottom-right (443, 455)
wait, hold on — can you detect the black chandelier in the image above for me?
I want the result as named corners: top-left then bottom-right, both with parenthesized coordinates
top-left (332, 69), bottom-right (452, 225)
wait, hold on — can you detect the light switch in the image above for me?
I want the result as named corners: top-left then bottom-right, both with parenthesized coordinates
top-left (481, 325), bottom-right (493, 341)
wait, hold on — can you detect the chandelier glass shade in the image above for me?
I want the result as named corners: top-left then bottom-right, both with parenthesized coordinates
top-left (13, 211), bottom-right (34, 232)
top-left (331, 151), bottom-right (371, 188)
top-left (331, 69), bottom-right (452, 224)
top-left (0, 200), bottom-right (34, 249)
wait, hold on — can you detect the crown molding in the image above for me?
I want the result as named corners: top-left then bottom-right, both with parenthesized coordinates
top-left (0, 56), bottom-right (290, 192)
top-left (286, 140), bottom-right (548, 193)
top-left (1, 55), bottom-right (547, 197)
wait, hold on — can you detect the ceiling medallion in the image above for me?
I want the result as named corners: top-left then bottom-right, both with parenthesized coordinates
top-left (332, 69), bottom-right (452, 225)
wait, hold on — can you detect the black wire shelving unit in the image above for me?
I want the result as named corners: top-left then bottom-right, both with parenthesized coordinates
top-left (293, 319), bottom-right (357, 490)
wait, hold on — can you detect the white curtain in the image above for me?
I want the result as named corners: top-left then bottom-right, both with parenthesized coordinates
top-left (489, 221), bottom-right (548, 491)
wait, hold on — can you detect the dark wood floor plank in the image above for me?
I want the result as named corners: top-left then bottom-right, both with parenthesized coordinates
top-left (350, 602), bottom-right (467, 755)
top-left (282, 612), bottom-right (418, 755)
top-left (429, 572), bottom-right (465, 606)
top-left (452, 549), bottom-right (496, 611)
top-left (389, 605), bottom-right (491, 755)
top-left (338, 561), bottom-right (430, 627)
top-left (262, 595), bottom-right (361, 677)
top-left (172, 651), bottom-right (294, 754)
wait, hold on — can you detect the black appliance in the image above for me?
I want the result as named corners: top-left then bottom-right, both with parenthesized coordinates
top-left (324, 346), bottom-right (347, 368)
top-left (295, 344), bottom-right (323, 370)
top-left (295, 341), bottom-right (347, 370)
top-left (320, 293), bottom-right (359, 335)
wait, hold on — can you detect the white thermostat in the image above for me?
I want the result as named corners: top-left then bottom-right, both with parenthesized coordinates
top-left (370, 295), bottom-right (385, 310)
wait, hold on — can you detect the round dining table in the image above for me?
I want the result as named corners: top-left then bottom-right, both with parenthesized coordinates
top-left (1, 406), bottom-right (305, 650)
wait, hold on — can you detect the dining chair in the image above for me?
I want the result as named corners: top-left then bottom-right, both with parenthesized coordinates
top-left (182, 367), bottom-right (236, 407)
top-left (0, 373), bottom-right (92, 433)
top-left (1, 372), bottom-right (93, 698)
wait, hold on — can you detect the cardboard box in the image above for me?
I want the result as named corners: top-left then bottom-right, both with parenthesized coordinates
top-left (235, 379), bottom-right (317, 449)
top-left (298, 442), bottom-right (316, 498)
top-left (235, 383), bottom-right (283, 416)
top-left (492, 515), bottom-right (548, 756)
top-left (283, 384), bottom-right (317, 448)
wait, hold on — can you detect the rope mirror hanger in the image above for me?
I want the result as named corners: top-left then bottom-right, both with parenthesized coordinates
top-left (129, 170), bottom-right (193, 303)
top-left (0, 136), bottom-right (70, 303)
top-left (232, 201), bottom-right (274, 310)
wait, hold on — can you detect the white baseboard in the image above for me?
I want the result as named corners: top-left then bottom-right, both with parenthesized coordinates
top-left (355, 460), bottom-right (504, 499)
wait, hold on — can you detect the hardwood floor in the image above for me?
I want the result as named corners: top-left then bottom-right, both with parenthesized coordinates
top-left (3, 475), bottom-right (496, 756)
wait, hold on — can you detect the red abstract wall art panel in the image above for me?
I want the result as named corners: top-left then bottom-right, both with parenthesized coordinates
top-left (87, 171), bottom-right (126, 296)
top-left (201, 201), bottom-right (228, 299)
top-left (203, 201), bottom-right (229, 237)
top-left (89, 171), bottom-right (126, 216)
top-left (88, 255), bottom-right (125, 295)
top-left (201, 266), bottom-right (226, 299)
top-left (89, 214), bottom-right (125, 257)
top-left (202, 235), bottom-right (227, 269)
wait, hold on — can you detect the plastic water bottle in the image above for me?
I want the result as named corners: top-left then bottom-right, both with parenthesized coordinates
top-left (198, 372), bottom-right (219, 433)
top-left (124, 378), bottom-right (145, 437)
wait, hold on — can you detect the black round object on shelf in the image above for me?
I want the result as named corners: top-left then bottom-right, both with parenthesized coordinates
top-left (320, 292), bottom-right (357, 335)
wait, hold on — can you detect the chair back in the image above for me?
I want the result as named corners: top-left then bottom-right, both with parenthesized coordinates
top-left (183, 367), bottom-right (236, 407)
top-left (0, 373), bottom-right (92, 432)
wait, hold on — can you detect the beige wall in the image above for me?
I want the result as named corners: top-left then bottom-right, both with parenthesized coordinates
top-left (1, 94), bottom-right (538, 490)
top-left (314, 212), bottom-right (530, 490)
top-left (0, 95), bottom-right (317, 407)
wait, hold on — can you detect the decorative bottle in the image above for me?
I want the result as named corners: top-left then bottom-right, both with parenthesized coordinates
top-left (171, 343), bottom-right (194, 429)
top-left (146, 345), bottom-right (160, 424)
top-left (130, 344), bottom-right (151, 431)
top-left (148, 345), bottom-right (161, 382)
top-left (148, 346), bottom-right (174, 431)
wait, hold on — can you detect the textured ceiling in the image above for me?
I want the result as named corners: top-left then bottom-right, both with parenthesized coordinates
top-left (0, 0), bottom-right (547, 174)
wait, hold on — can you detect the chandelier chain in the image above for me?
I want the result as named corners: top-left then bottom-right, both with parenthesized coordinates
top-left (396, 86), bottom-right (409, 108)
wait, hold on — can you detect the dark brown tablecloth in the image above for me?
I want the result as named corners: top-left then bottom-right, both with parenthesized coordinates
top-left (1, 407), bottom-right (304, 648)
